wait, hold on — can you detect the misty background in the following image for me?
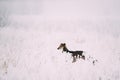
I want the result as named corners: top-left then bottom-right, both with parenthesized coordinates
top-left (0, 0), bottom-right (120, 37)
top-left (0, 0), bottom-right (120, 16)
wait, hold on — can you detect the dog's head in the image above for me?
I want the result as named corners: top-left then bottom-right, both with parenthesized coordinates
top-left (57, 43), bottom-right (66, 50)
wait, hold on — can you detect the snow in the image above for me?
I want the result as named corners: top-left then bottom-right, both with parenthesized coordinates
top-left (0, 15), bottom-right (120, 80)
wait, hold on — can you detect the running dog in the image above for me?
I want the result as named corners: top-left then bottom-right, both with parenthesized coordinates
top-left (57, 43), bottom-right (85, 62)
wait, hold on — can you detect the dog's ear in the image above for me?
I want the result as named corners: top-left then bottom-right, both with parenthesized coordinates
top-left (63, 43), bottom-right (66, 45)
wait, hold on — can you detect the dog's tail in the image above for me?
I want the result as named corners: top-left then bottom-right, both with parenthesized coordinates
top-left (83, 51), bottom-right (86, 53)
top-left (82, 51), bottom-right (87, 55)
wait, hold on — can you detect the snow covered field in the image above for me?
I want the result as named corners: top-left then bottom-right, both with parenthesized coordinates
top-left (0, 15), bottom-right (120, 80)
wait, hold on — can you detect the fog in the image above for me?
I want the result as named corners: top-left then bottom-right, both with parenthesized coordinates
top-left (0, 0), bottom-right (120, 80)
top-left (0, 0), bottom-right (120, 17)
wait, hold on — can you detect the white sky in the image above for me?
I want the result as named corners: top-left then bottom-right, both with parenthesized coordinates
top-left (0, 0), bottom-right (120, 17)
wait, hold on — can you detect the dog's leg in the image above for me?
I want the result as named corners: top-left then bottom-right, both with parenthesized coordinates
top-left (78, 55), bottom-right (80, 59)
top-left (72, 56), bottom-right (76, 63)
top-left (81, 55), bottom-right (85, 60)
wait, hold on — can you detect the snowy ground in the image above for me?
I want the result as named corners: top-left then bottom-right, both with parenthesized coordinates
top-left (0, 15), bottom-right (120, 80)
